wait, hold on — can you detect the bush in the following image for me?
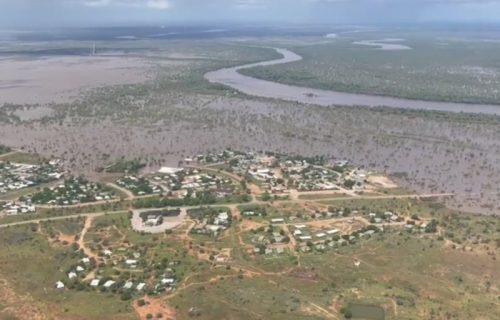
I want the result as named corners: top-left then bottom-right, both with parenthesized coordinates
top-left (120, 292), bottom-right (132, 301)
top-left (137, 299), bottom-right (146, 307)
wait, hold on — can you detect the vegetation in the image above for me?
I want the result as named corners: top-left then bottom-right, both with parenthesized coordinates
top-left (241, 35), bottom-right (500, 104)
top-left (133, 191), bottom-right (251, 208)
top-left (103, 159), bottom-right (145, 174)
top-left (0, 144), bottom-right (11, 155)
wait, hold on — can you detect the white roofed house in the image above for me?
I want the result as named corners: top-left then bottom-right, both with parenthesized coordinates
top-left (214, 211), bottom-right (229, 226)
top-left (271, 218), bottom-right (285, 224)
top-left (123, 281), bottom-right (134, 289)
top-left (136, 282), bottom-right (146, 291)
top-left (125, 259), bottom-right (138, 268)
top-left (81, 257), bottom-right (91, 264)
top-left (90, 279), bottom-right (100, 287)
top-left (159, 167), bottom-right (184, 174)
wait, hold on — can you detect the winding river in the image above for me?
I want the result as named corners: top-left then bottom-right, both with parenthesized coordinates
top-left (205, 48), bottom-right (500, 116)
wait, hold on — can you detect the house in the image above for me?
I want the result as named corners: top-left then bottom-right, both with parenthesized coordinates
top-left (315, 244), bottom-right (326, 250)
top-left (273, 235), bottom-right (284, 243)
top-left (123, 281), bottom-right (134, 289)
top-left (136, 283), bottom-right (146, 291)
top-left (300, 246), bottom-right (311, 253)
top-left (326, 229), bottom-right (339, 235)
top-left (145, 216), bottom-right (161, 227)
top-left (316, 232), bottom-right (326, 238)
top-left (299, 235), bottom-right (312, 241)
top-left (80, 257), bottom-right (90, 264)
top-left (125, 259), bottom-right (138, 266)
top-left (68, 272), bottom-right (77, 279)
top-left (90, 279), bottom-right (100, 287)
top-left (55, 281), bottom-right (65, 289)
top-left (161, 278), bottom-right (175, 285)
top-left (103, 249), bottom-right (112, 257)
top-left (103, 280), bottom-right (115, 288)
top-left (159, 167), bottom-right (183, 174)
top-left (76, 266), bottom-right (84, 272)
top-left (271, 218), bottom-right (285, 224)
top-left (214, 212), bottom-right (229, 225)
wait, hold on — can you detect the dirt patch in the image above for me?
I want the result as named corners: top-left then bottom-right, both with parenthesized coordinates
top-left (368, 175), bottom-right (398, 188)
top-left (134, 296), bottom-right (176, 320)
top-left (58, 232), bottom-right (76, 244)
top-left (77, 216), bottom-right (98, 259)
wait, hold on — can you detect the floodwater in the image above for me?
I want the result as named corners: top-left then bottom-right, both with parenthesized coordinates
top-left (352, 38), bottom-right (412, 50)
top-left (205, 47), bottom-right (500, 116)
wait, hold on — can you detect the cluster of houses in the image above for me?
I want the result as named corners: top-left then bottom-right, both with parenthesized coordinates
top-left (250, 225), bottom-right (291, 255)
top-left (148, 167), bottom-right (236, 199)
top-left (190, 209), bottom-right (232, 237)
top-left (56, 252), bottom-right (179, 295)
top-left (0, 201), bottom-right (36, 215)
top-left (293, 224), bottom-right (380, 253)
top-left (116, 175), bottom-right (162, 196)
top-left (368, 211), bottom-right (402, 224)
top-left (0, 160), bottom-right (63, 194)
top-left (190, 150), bottom-right (368, 193)
top-left (28, 177), bottom-right (115, 205)
top-left (280, 159), bottom-right (342, 191)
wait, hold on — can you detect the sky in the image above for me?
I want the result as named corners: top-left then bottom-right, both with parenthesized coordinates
top-left (1, 0), bottom-right (500, 28)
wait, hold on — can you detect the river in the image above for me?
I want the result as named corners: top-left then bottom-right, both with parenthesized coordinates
top-left (205, 47), bottom-right (500, 116)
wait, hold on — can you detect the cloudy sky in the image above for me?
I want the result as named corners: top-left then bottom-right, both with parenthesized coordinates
top-left (1, 0), bottom-right (500, 27)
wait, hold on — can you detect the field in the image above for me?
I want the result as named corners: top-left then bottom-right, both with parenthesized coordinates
top-left (240, 32), bottom-right (500, 105)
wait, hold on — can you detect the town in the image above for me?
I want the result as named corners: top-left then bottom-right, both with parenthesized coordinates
top-left (0, 148), bottom-right (497, 320)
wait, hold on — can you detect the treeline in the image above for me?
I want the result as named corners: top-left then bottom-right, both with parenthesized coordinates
top-left (133, 191), bottom-right (250, 209)
top-left (0, 144), bottom-right (11, 155)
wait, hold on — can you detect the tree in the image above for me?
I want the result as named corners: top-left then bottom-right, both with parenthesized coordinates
top-left (261, 192), bottom-right (271, 201)
top-left (343, 179), bottom-right (355, 189)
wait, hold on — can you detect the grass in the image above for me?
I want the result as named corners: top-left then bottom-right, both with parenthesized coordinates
top-left (0, 202), bottom-right (129, 225)
top-left (0, 151), bottom-right (47, 164)
top-left (0, 224), bottom-right (137, 319)
top-left (298, 193), bottom-right (351, 200)
top-left (1, 194), bottom-right (499, 319)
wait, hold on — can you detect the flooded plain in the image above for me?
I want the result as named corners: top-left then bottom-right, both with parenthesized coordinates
top-left (206, 47), bottom-right (500, 115)
top-left (352, 38), bottom-right (412, 50)
top-left (0, 56), bottom-right (152, 105)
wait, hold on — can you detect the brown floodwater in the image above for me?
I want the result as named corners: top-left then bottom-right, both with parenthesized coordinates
top-left (205, 47), bottom-right (500, 116)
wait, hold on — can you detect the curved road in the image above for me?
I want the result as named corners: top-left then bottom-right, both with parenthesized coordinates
top-left (205, 47), bottom-right (500, 116)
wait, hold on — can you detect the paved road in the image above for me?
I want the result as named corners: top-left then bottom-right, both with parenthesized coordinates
top-left (0, 210), bottom-right (128, 228)
top-left (0, 192), bottom-right (453, 229)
